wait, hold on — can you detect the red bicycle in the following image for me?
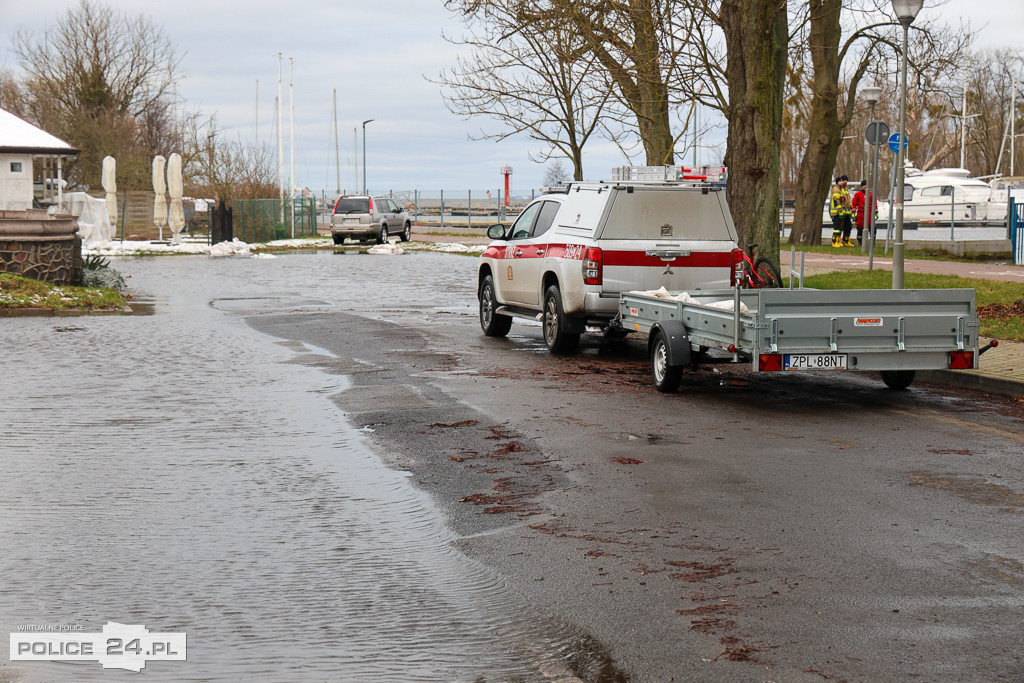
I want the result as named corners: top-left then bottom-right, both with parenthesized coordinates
top-left (735, 242), bottom-right (781, 288)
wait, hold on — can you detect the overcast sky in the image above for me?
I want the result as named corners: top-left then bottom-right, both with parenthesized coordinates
top-left (0, 0), bottom-right (1019, 198)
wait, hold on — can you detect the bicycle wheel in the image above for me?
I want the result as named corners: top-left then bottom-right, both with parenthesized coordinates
top-left (752, 257), bottom-right (782, 288)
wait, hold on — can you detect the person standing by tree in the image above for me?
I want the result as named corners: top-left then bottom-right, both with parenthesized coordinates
top-left (829, 175), bottom-right (853, 247)
top-left (851, 179), bottom-right (876, 246)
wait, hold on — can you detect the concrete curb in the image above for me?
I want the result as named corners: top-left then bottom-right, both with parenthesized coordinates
top-left (917, 369), bottom-right (1024, 398)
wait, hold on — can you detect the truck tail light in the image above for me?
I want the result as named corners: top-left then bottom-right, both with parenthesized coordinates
top-left (730, 248), bottom-right (745, 286)
top-left (583, 247), bottom-right (602, 285)
top-left (759, 354), bottom-right (782, 371)
top-left (948, 350), bottom-right (973, 369)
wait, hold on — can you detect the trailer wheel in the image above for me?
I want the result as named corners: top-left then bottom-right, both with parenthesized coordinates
top-left (543, 285), bottom-right (580, 354)
top-left (880, 370), bottom-right (915, 390)
top-left (479, 275), bottom-right (512, 337)
top-left (651, 332), bottom-right (683, 393)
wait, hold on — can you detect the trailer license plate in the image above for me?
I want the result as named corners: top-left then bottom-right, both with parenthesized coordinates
top-left (784, 354), bottom-right (847, 370)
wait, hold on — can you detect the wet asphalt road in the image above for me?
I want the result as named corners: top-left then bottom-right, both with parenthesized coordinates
top-left (246, 251), bottom-right (1023, 681)
top-left (3, 250), bottom-right (1023, 681)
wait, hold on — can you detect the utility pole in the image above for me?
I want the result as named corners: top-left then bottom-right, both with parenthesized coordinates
top-left (277, 53), bottom-right (284, 223)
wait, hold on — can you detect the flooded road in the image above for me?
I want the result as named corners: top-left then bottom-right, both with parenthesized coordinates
top-left (0, 253), bottom-right (588, 681)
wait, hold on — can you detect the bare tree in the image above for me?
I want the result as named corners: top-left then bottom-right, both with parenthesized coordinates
top-left (7, 0), bottom-right (183, 189)
top-left (963, 50), bottom-right (1024, 177)
top-left (530, 0), bottom-right (690, 166)
top-left (789, 0), bottom-right (881, 245)
top-left (785, 2), bottom-right (972, 245)
top-left (543, 159), bottom-right (571, 186)
top-left (181, 116), bottom-right (278, 201)
top-left (437, 1), bottom-right (612, 180)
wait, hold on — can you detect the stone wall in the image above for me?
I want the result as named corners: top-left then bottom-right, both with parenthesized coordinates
top-left (0, 210), bottom-right (82, 285)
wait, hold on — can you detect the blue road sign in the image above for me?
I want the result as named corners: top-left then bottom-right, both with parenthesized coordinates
top-left (888, 133), bottom-right (908, 153)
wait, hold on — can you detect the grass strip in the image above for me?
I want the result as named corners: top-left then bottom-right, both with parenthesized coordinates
top-left (786, 242), bottom-right (1009, 263)
top-left (803, 270), bottom-right (1024, 342)
top-left (0, 273), bottom-right (126, 311)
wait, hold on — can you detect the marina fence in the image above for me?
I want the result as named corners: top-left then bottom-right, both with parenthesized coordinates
top-left (233, 198), bottom-right (317, 243)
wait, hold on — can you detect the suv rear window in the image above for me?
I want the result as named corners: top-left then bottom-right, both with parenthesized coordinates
top-left (334, 198), bottom-right (369, 214)
top-left (600, 189), bottom-right (733, 240)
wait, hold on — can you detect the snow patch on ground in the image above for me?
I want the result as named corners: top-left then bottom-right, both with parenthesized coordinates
top-left (83, 236), bottom-right (486, 257)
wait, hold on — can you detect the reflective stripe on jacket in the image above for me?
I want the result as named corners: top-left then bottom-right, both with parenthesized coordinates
top-left (830, 185), bottom-right (852, 217)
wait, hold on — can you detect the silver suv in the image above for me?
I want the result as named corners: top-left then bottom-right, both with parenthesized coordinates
top-left (330, 195), bottom-right (412, 244)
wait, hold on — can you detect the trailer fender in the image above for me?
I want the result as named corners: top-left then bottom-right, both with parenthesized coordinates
top-left (649, 321), bottom-right (691, 367)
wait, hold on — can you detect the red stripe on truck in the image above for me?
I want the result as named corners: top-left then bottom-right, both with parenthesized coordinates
top-left (603, 251), bottom-right (733, 268)
top-left (484, 244), bottom-right (732, 268)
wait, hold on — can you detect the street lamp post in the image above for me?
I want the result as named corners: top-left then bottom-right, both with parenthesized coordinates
top-left (863, 84), bottom-right (883, 261)
top-left (362, 119), bottom-right (374, 194)
top-left (891, 0), bottom-right (924, 289)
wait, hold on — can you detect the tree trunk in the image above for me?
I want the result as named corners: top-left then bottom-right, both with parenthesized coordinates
top-left (571, 145), bottom-right (584, 181)
top-left (636, 79), bottom-right (675, 165)
top-left (631, 3), bottom-right (674, 165)
top-left (790, 0), bottom-right (843, 246)
top-left (719, 0), bottom-right (788, 257)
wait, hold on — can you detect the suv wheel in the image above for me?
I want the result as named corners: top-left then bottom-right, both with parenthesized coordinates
top-left (332, 234), bottom-right (344, 245)
top-left (543, 285), bottom-right (580, 354)
top-left (378, 225), bottom-right (389, 245)
top-left (479, 275), bottom-right (512, 337)
top-left (401, 222), bottom-right (412, 242)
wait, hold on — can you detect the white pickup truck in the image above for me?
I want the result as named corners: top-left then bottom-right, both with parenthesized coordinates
top-left (477, 174), bottom-right (992, 391)
top-left (478, 179), bottom-right (745, 352)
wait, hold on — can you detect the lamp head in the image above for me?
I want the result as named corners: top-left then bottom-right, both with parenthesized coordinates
top-left (862, 84), bottom-right (882, 106)
top-left (891, 0), bottom-right (923, 26)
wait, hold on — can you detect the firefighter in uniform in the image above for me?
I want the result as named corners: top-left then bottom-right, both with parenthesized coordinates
top-left (829, 175), bottom-right (853, 247)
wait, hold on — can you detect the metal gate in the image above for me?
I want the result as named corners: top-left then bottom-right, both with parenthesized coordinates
top-left (1012, 198), bottom-right (1024, 266)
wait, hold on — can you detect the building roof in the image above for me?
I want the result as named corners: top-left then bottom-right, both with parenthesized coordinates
top-left (0, 107), bottom-right (78, 156)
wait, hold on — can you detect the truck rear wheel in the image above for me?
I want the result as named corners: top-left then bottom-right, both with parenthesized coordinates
top-left (651, 332), bottom-right (683, 393)
top-left (543, 285), bottom-right (580, 354)
top-left (880, 370), bottom-right (915, 390)
top-left (479, 275), bottom-right (512, 337)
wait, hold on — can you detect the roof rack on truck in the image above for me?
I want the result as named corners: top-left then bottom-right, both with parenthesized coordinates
top-left (610, 165), bottom-right (727, 184)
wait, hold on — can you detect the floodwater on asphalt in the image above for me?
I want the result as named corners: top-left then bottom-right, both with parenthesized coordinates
top-left (0, 253), bottom-right (572, 681)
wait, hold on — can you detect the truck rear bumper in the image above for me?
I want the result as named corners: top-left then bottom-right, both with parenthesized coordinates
top-left (584, 291), bottom-right (622, 315)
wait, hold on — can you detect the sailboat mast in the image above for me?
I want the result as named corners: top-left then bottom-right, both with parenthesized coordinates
top-left (960, 85), bottom-right (967, 170)
top-left (289, 57), bottom-right (296, 238)
top-left (334, 88), bottom-right (340, 195)
top-left (277, 53), bottom-right (284, 220)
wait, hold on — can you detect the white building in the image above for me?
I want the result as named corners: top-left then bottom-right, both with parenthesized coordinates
top-left (0, 107), bottom-right (78, 211)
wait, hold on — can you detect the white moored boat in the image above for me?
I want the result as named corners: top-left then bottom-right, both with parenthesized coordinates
top-left (879, 163), bottom-right (1008, 225)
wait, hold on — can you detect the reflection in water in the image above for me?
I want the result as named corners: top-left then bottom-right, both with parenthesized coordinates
top-left (0, 255), bottom-right (602, 681)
